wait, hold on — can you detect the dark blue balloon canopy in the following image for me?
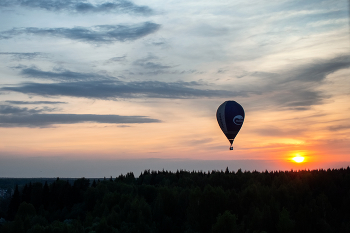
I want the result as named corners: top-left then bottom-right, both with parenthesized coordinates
top-left (216, 101), bottom-right (245, 145)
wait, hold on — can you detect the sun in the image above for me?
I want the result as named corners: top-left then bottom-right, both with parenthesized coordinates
top-left (292, 154), bottom-right (305, 163)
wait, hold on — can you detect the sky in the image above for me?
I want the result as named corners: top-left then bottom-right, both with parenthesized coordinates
top-left (0, 0), bottom-right (349, 177)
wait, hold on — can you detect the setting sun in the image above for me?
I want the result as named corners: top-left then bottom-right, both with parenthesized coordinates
top-left (292, 155), bottom-right (305, 163)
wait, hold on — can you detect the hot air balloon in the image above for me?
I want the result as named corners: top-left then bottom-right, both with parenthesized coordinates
top-left (216, 101), bottom-right (245, 150)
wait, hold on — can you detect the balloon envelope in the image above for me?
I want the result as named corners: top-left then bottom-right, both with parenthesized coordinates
top-left (216, 101), bottom-right (245, 145)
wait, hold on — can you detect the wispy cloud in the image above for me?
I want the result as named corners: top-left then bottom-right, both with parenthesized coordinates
top-left (5, 100), bottom-right (67, 104)
top-left (2, 67), bottom-right (241, 99)
top-left (0, 0), bottom-right (154, 15)
top-left (270, 87), bottom-right (327, 110)
top-left (283, 55), bottom-right (350, 83)
top-left (105, 55), bottom-right (127, 64)
top-left (328, 124), bottom-right (350, 132)
top-left (0, 52), bottom-right (45, 60)
top-left (253, 126), bottom-right (305, 137)
top-left (0, 22), bottom-right (161, 44)
top-left (1, 80), bottom-right (241, 99)
top-left (0, 105), bottom-right (160, 127)
top-left (0, 104), bottom-right (50, 114)
top-left (255, 54), bottom-right (350, 110)
top-left (133, 54), bottom-right (173, 70)
top-left (0, 113), bottom-right (160, 127)
top-left (19, 67), bottom-right (115, 81)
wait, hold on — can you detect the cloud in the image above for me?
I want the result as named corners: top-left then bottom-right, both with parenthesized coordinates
top-left (144, 38), bottom-right (170, 48)
top-left (126, 68), bottom-right (203, 76)
top-left (192, 23), bottom-right (229, 37)
top-left (1, 80), bottom-right (241, 99)
top-left (1, 67), bottom-right (241, 99)
top-left (105, 55), bottom-right (127, 63)
top-left (127, 54), bottom-right (199, 75)
top-left (328, 124), bottom-right (350, 132)
top-left (254, 54), bottom-right (350, 110)
top-left (184, 138), bottom-right (214, 146)
top-left (5, 100), bottom-right (67, 104)
top-left (0, 0), bottom-right (154, 15)
top-left (0, 113), bottom-right (160, 127)
top-left (19, 67), bottom-right (115, 81)
top-left (133, 54), bottom-right (173, 70)
top-left (0, 22), bottom-right (161, 44)
top-left (273, 88), bottom-right (327, 110)
top-left (253, 126), bottom-right (304, 137)
top-left (0, 105), bottom-right (47, 114)
top-left (0, 104), bottom-right (160, 127)
top-left (151, 41), bottom-right (166, 46)
top-left (284, 55), bottom-right (350, 83)
top-left (217, 68), bottom-right (228, 74)
top-left (0, 52), bottom-right (44, 60)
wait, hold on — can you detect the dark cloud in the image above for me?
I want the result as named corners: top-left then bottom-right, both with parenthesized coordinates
top-left (329, 124), bottom-right (350, 132)
top-left (0, 52), bottom-right (44, 60)
top-left (2, 67), bottom-right (240, 99)
top-left (270, 88), bottom-right (324, 111)
top-left (133, 54), bottom-right (173, 70)
top-left (127, 54), bottom-right (186, 75)
top-left (0, 104), bottom-right (160, 127)
top-left (0, 0), bottom-right (153, 15)
top-left (284, 55), bottom-right (350, 83)
top-left (274, 88), bottom-right (327, 109)
top-left (20, 67), bottom-right (115, 81)
top-left (144, 38), bottom-right (169, 48)
top-left (105, 55), bottom-right (127, 63)
top-left (253, 54), bottom-right (350, 110)
top-left (0, 105), bottom-right (45, 114)
top-left (1, 80), bottom-right (240, 99)
top-left (151, 41), bottom-right (166, 46)
top-left (0, 22), bottom-right (161, 44)
top-left (5, 100), bottom-right (67, 104)
top-left (0, 113), bottom-right (160, 127)
top-left (126, 68), bottom-right (203, 76)
top-left (217, 68), bottom-right (227, 74)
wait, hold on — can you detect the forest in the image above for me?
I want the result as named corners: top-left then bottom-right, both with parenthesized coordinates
top-left (1, 167), bottom-right (350, 233)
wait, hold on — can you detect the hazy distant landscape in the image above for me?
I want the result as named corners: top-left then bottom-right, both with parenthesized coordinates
top-left (1, 168), bottom-right (350, 233)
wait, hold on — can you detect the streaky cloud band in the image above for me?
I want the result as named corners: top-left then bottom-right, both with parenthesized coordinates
top-left (0, 104), bottom-right (46, 114)
top-left (0, 113), bottom-right (160, 128)
top-left (251, 54), bottom-right (350, 110)
top-left (1, 80), bottom-right (242, 99)
top-left (20, 67), bottom-right (116, 81)
top-left (5, 100), bottom-right (67, 105)
top-left (0, 22), bottom-right (161, 44)
top-left (0, 52), bottom-right (44, 60)
top-left (0, 0), bottom-right (154, 15)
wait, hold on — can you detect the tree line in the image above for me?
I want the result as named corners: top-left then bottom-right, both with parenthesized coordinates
top-left (1, 167), bottom-right (350, 233)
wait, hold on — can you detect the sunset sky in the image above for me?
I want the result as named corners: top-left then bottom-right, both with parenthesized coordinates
top-left (0, 0), bottom-right (349, 177)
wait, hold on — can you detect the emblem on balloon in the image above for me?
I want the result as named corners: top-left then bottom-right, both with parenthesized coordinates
top-left (233, 115), bottom-right (244, 125)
